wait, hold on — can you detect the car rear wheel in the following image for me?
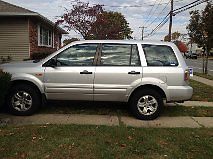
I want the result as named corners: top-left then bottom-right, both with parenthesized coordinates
top-left (130, 89), bottom-right (163, 120)
top-left (7, 84), bottom-right (41, 115)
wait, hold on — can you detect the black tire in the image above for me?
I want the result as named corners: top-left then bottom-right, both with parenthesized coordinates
top-left (7, 84), bottom-right (41, 116)
top-left (129, 89), bottom-right (163, 120)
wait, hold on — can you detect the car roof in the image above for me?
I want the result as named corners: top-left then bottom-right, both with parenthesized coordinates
top-left (70, 40), bottom-right (173, 46)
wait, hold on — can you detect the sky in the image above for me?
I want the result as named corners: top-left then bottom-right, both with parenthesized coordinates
top-left (3, 0), bottom-right (209, 41)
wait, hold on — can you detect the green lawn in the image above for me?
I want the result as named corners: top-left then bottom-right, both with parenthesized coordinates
top-left (194, 72), bottom-right (213, 80)
top-left (189, 79), bottom-right (213, 102)
top-left (0, 125), bottom-right (212, 159)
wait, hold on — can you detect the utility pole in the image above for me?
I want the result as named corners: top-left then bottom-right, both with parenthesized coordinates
top-left (168, 0), bottom-right (174, 42)
top-left (139, 26), bottom-right (146, 40)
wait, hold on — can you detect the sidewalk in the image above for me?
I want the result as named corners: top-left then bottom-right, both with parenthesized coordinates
top-left (166, 101), bottom-right (213, 107)
top-left (191, 75), bottom-right (213, 86)
top-left (1, 114), bottom-right (213, 128)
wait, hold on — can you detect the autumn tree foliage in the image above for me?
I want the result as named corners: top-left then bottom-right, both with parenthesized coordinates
top-left (89, 11), bottom-right (132, 39)
top-left (56, 0), bottom-right (103, 39)
top-left (187, 2), bottom-right (213, 74)
top-left (164, 31), bottom-right (181, 42)
top-left (56, 0), bottom-right (132, 40)
top-left (63, 38), bottom-right (79, 46)
top-left (173, 41), bottom-right (188, 53)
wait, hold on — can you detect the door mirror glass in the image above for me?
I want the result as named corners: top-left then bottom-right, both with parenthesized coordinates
top-left (48, 58), bottom-right (57, 67)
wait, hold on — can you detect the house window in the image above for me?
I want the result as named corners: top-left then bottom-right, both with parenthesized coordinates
top-left (38, 25), bottom-right (52, 47)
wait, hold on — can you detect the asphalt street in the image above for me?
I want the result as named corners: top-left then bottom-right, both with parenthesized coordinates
top-left (185, 58), bottom-right (213, 76)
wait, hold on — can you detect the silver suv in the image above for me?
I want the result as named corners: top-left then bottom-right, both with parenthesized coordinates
top-left (0, 40), bottom-right (193, 120)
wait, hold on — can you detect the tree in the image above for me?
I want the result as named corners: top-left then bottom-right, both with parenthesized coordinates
top-left (63, 38), bottom-right (79, 46)
top-left (89, 11), bottom-right (132, 39)
top-left (164, 31), bottom-right (181, 42)
top-left (56, 0), bottom-right (103, 39)
top-left (187, 2), bottom-right (213, 74)
top-left (56, 0), bottom-right (132, 40)
top-left (173, 40), bottom-right (188, 53)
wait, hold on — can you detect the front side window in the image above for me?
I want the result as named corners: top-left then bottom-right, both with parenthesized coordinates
top-left (142, 44), bottom-right (178, 66)
top-left (100, 44), bottom-right (140, 66)
top-left (39, 26), bottom-right (52, 47)
top-left (56, 44), bottom-right (98, 66)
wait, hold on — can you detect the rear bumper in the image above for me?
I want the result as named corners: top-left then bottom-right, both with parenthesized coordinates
top-left (167, 86), bottom-right (193, 102)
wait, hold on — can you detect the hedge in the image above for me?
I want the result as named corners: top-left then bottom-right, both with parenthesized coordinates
top-left (0, 70), bottom-right (11, 107)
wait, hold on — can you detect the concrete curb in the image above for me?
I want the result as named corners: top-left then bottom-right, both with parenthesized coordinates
top-left (0, 114), bottom-right (119, 126)
top-left (1, 114), bottom-right (213, 128)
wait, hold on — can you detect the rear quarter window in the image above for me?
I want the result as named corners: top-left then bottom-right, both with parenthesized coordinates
top-left (142, 44), bottom-right (178, 66)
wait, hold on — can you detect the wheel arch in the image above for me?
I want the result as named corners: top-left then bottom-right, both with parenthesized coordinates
top-left (10, 80), bottom-right (43, 98)
top-left (128, 84), bottom-right (167, 102)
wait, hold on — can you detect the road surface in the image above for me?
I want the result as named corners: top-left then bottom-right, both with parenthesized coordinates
top-left (185, 58), bottom-right (213, 76)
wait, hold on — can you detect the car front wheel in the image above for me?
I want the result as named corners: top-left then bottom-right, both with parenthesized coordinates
top-left (7, 84), bottom-right (41, 115)
top-left (130, 89), bottom-right (163, 120)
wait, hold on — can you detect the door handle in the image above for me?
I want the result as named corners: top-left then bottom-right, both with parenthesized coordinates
top-left (128, 71), bottom-right (140, 75)
top-left (80, 70), bottom-right (93, 74)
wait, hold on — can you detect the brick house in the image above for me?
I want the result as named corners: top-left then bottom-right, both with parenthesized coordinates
top-left (0, 0), bottom-right (68, 61)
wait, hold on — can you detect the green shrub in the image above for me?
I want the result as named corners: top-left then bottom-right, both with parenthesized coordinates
top-left (31, 52), bottom-right (52, 60)
top-left (0, 56), bottom-right (12, 64)
top-left (0, 70), bottom-right (11, 107)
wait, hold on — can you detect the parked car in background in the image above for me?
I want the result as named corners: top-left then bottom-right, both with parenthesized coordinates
top-left (0, 40), bottom-right (193, 120)
top-left (185, 51), bottom-right (198, 59)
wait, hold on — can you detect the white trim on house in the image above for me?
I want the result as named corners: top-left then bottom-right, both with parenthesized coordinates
top-left (37, 24), bottom-right (40, 46)
top-left (53, 30), bottom-right (55, 49)
top-left (28, 18), bottom-right (31, 58)
top-left (37, 24), bottom-right (53, 47)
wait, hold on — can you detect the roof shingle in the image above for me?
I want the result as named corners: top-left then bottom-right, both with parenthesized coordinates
top-left (0, 0), bottom-right (35, 13)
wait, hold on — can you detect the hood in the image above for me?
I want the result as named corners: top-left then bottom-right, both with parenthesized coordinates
top-left (0, 60), bottom-right (43, 73)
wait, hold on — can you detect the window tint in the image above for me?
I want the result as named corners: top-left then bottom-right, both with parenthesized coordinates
top-left (100, 44), bottom-right (140, 66)
top-left (56, 44), bottom-right (98, 66)
top-left (142, 44), bottom-right (178, 66)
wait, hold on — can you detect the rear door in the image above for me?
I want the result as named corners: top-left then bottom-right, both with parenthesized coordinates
top-left (141, 44), bottom-right (182, 86)
top-left (94, 43), bottom-right (142, 102)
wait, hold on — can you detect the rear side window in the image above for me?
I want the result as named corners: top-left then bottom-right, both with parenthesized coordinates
top-left (100, 44), bottom-right (141, 66)
top-left (142, 44), bottom-right (178, 66)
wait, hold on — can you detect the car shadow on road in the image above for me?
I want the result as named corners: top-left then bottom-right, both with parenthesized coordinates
top-left (41, 101), bottom-right (131, 116)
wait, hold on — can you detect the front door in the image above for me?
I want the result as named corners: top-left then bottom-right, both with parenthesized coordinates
top-left (43, 43), bottom-right (98, 101)
top-left (94, 43), bottom-right (142, 102)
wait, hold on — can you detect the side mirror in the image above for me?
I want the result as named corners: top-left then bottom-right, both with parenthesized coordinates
top-left (48, 58), bottom-right (57, 67)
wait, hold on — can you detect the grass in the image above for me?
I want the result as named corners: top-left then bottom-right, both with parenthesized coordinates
top-left (194, 72), bottom-right (213, 80)
top-left (162, 105), bottom-right (213, 117)
top-left (0, 125), bottom-right (212, 159)
top-left (189, 79), bottom-right (213, 102)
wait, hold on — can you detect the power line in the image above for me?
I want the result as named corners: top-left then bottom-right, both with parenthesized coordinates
top-left (143, 0), bottom-right (158, 25)
top-left (145, 0), bottom-right (171, 27)
top-left (143, 0), bottom-right (164, 26)
top-left (174, 0), bottom-right (209, 15)
top-left (102, 0), bottom-right (184, 8)
top-left (144, 0), bottom-right (209, 39)
top-left (145, 17), bottom-right (170, 38)
top-left (144, 13), bottom-right (170, 38)
top-left (174, 0), bottom-right (203, 12)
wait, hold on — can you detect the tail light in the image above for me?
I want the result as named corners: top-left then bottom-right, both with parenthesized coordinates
top-left (184, 69), bottom-right (190, 81)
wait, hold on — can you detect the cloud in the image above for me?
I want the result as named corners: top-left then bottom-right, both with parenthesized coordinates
top-left (3, 0), bottom-right (208, 40)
